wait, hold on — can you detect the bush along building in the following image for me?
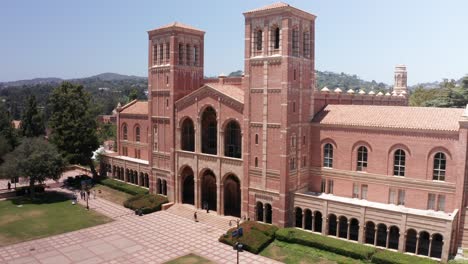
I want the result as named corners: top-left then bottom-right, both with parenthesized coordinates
top-left (101, 2), bottom-right (468, 261)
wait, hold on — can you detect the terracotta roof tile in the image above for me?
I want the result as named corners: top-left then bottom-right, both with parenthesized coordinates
top-left (244, 2), bottom-right (290, 14)
top-left (120, 101), bottom-right (148, 115)
top-left (313, 105), bottom-right (463, 132)
top-left (149, 22), bottom-right (203, 32)
top-left (206, 83), bottom-right (244, 103)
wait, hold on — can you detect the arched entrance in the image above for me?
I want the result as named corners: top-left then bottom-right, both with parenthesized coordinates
top-left (405, 229), bottom-right (417, 253)
top-left (256, 202), bottom-right (264, 222)
top-left (365, 221), bottom-right (376, 245)
top-left (328, 214), bottom-right (337, 236)
top-left (314, 211), bottom-right (322, 232)
top-left (349, 218), bottom-right (359, 241)
top-left (223, 174), bottom-right (241, 217)
top-left (265, 203), bottom-right (272, 224)
top-left (430, 233), bottom-right (443, 258)
top-left (295, 207), bottom-right (303, 228)
top-left (201, 170), bottom-right (217, 211)
top-left (181, 167), bottom-right (195, 205)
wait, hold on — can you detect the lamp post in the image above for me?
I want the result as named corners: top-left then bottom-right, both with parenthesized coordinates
top-left (229, 219), bottom-right (243, 264)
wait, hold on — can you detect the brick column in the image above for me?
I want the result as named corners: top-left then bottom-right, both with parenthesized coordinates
top-left (301, 213), bottom-right (305, 229)
top-left (347, 221), bottom-right (351, 240)
top-left (358, 224), bottom-right (364, 243)
top-left (386, 228), bottom-right (390, 248)
top-left (399, 232), bottom-right (405, 252)
top-left (428, 237), bottom-right (433, 257)
top-left (311, 215), bottom-right (315, 232)
top-left (374, 227), bottom-right (378, 246)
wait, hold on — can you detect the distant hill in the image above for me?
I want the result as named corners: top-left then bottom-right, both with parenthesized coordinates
top-left (316, 70), bottom-right (389, 92)
top-left (0, 73), bottom-right (146, 88)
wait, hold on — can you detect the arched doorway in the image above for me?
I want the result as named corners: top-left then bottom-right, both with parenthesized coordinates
top-left (314, 211), bottom-right (322, 232)
top-left (224, 120), bottom-right (241, 158)
top-left (295, 207), bottom-right (303, 228)
top-left (181, 167), bottom-right (195, 205)
top-left (201, 170), bottom-right (217, 211)
top-left (338, 216), bottom-right (348, 239)
top-left (157, 178), bottom-right (162, 194)
top-left (418, 231), bottom-right (430, 256)
top-left (405, 229), bottom-right (417, 253)
top-left (304, 209), bottom-right (312, 230)
top-left (328, 214), bottom-right (337, 236)
top-left (201, 107), bottom-right (217, 155)
top-left (365, 222), bottom-right (376, 245)
top-left (349, 218), bottom-right (359, 241)
top-left (388, 226), bottom-right (399, 250)
top-left (223, 174), bottom-right (241, 217)
top-left (265, 203), bottom-right (272, 224)
top-left (430, 233), bottom-right (443, 258)
top-left (256, 202), bottom-right (264, 222)
top-left (376, 224), bottom-right (387, 247)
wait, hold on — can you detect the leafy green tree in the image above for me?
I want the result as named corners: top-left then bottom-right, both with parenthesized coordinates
top-left (97, 122), bottom-right (116, 145)
top-left (48, 82), bottom-right (100, 176)
top-left (409, 86), bottom-right (438, 106)
top-left (0, 102), bottom-right (18, 152)
top-left (20, 95), bottom-right (45, 137)
top-left (0, 138), bottom-right (66, 197)
top-left (128, 88), bottom-right (139, 102)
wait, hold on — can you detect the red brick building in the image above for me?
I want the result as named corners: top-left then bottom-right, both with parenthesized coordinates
top-left (101, 3), bottom-right (468, 261)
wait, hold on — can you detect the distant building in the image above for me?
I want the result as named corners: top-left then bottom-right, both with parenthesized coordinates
top-left (11, 120), bottom-right (21, 129)
top-left (101, 3), bottom-right (465, 261)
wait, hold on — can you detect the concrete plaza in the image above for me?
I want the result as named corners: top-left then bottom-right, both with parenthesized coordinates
top-left (0, 190), bottom-right (280, 264)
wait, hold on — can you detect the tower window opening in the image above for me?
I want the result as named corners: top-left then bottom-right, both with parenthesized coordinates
top-left (194, 45), bottom-right (199, 66)
top-left (178, 43), bottom-right (184, 65)
top-left (292, 28), bottom-right (299, 56)
top-left (165, 42), bottom-right (170, 63)
top-left (159, 44), bottom-right (164, 64)
top-left (254, 29), bottom-right (263, 55)
top-left (303, 31), bottom-right (310, 58)
top-left (186, 44), bottom-right (191, 66)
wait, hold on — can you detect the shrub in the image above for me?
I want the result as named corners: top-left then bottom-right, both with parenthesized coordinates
top-left (65, 175), bottom-right (93, 189)
top-left (123, 194), bottom-right (168, 214)
top-left (99, 178), bottom-right (148, 196)
top-left (371, 249), bottom-right (438, 264)
top-left (219, 221), bottom-right (278, 254)
top-left (276, 228), bottom-right (375, 260)
top-left (15, 184), bottom-right (46, 196)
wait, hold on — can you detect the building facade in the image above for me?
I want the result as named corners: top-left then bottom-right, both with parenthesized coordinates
top-left (101, 3), bottom-right (468, 261)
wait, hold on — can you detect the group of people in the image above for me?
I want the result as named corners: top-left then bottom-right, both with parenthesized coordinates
top-left (72, 190), bottom-right (96, 204)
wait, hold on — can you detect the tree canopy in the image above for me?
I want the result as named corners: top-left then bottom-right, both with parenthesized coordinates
top-left (20, 95), bottom-right (45, 137)
top-left (0, 138), bottom-right (66, 197)
top-left (0, 103), bottom-right (18, 156)
top-left (48, 82), bottom-right (99, 175)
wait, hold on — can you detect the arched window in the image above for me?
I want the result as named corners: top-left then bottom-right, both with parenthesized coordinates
top-left (323, 143), bottom-right (333, 168)
top-left (181, 118), bottom-right (195, 152)
top-left (122, 124), bottom-right (128, 140)
top-left (292, 28), bottom-right (299, 56)
top-left (224, 121), bottom-right (241, 158)
top-left (271, 26), bottom-right (280, 52)
top-left (255, 134), bottom-right (259, 145)
top-left (135, 126), bottom-right (140, 142)
top-left (186, 44), bottom-right (191, 65)
top-left (393, 149), bottom-right (406, 176)
top-left (291, 135), bottom-right (296, 147)
top-left (357, 146), bottom-right (368, 171)
top-left (153, 125), bottom-right (158, 151)
top-left (254, 29), bottom-right (263, 52)
top-left (201, 107), bottom-right (217, 155)
top-left (303, 30), bottom-right (310, 58)
top-left (433, 152), bottom-right (446, 181)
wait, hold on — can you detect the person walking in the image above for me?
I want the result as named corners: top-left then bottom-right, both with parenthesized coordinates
top-left (194, 211), bottom-right (198, 222)
top-left (7, 181), bottom-right (11, 190)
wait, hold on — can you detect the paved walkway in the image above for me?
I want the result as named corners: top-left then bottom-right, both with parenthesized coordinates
top-left (0, 191), bottom-right (281, 264)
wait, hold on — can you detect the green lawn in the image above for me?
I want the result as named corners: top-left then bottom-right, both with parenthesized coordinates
top-left (260, 239), bottom-right (370, 264)
top-left (91, 183), bottom-right (133, 205)
top-left (164, 253), bottom-right (214, 264)
top-left (0, 191), bottom-right (112, 246)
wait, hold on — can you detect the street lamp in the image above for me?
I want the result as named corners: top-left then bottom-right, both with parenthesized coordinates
top-left (233, 242), bottom-right (243, 264)
top-left (229, 219), bottom-right (243, 264)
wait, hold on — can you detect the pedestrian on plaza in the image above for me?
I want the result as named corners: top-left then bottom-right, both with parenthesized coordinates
top-left (204, 201), bottom-right (209, 213)
top-left (86, 190), bottom-right (90, 200)
top-left (7, 181), bottom-right (11, 190)
top-left (194, 211), bottom-right (198, 222)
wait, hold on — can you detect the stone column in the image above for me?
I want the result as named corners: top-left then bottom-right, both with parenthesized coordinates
top-left (399, 232), bottom-right (405, 252)
top-left (323, 216), bottom-right (328, 236)
top-left (219, 130), bottom-right (224, 157)
top-left (386, 228), bottom-right (390, 248)
top-left (194, 178), bottom-right (199, 209)
top-left (428, 237), bottom-right (433, 257)
top-left (263, 204), bottom-right (267, 222)
top-left (195, 117), bottom-right (201, 153)
top-left (347, 221), bottom-right (351, 240)
top-left (336, 220), bottom-right (340, 238)
top-left (415, 234), bottom-right (420, 255)
top-left (374, 227), bottom-right (378, 246)
top-left (301, 213), bottom-right (305, 229)
top-left (311, 215), bottom-right (315, 232)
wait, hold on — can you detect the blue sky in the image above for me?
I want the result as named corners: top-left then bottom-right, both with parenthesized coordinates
top-left (1, 0), bottom-right (467, 85)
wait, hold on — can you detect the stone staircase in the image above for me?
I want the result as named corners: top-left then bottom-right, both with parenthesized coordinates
top-left (166, 203), bottom-right (241, 232)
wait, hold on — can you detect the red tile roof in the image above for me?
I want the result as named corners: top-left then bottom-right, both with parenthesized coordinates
top-left (244, 2), bottom-right (290, 14)
top-left (149, 22), bottom-right (204, 33)
top-left (313, 105), bottom-right (464, 132)
top-left (120, 101), bottom-right (148, 115)
top-left (205, 83), bottom-right (244, 103)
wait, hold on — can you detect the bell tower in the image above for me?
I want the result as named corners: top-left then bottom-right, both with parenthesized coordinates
top-left (147, 22), bottom-right (204, 200)
top-left (243, 3), bottom-right (316, 226)
top-left (393, 64), bottom-right (407, 95)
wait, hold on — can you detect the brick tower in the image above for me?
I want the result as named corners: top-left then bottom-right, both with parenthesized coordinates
top-left (393, 64), bottom-right (407, 94)
top-left (147, 22), bottom-right (204, 200)
top-left (243, 3), bottom-right (316, 226)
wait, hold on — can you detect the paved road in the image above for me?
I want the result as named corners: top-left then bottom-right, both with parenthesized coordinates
top-left (0, 190), bottom-right (281, 264)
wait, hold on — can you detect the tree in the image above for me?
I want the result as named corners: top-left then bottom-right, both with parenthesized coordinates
top-left (0, 138), bottom-right (66, 197)
top-left (0, 102), bottom-right (18, 154)
top-left (48, 82), bottom-right (99, 176)
top-left (409, 86), bottom-right (438, 106)
top-left (128, 88), bottom-right (138, 102)
top-left (20, 95), bottom-right (45, 137)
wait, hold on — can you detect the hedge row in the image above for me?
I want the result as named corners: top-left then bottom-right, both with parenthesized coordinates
top-left (123, 194), bottom-right (168, 214)
top-left (276, 228), bottom-right (375, 260)
top-left (276, 228), bottom-right (439, 264)
top-left (371, 249), bottom-right (438, 264)
top-left (219, 221), bottom-right (278, 254)
top-left (99, 178), bottom-right (148, 196)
